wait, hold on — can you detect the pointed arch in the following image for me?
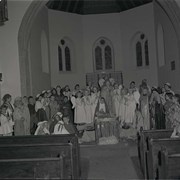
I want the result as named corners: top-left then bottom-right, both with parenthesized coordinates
top-left (58, 37), bottom-right (74, 72)
top-left (93, 37), bottom-right (114, 72)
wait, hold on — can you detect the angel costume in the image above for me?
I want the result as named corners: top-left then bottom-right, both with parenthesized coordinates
top-left (71, 96), bottom-right (86, 124)
top-left (91, 91), bottom-right (100, 119)
top-left (112, 88), bottom-right (121, 117)
top-left (140, 95), bottom-right (150, 130)
top-left (0, 113), bottom-right (13, 136)
top-left (53, 121), bottom-right (70, 135)
top-left (124, 93), bottom-right (136, 125)
top-left (83, 95), bottom-right (93, 123)
top-left (118, 96), bottom-right (126, 123)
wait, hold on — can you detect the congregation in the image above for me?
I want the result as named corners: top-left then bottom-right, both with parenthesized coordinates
top-left (0, 76), bottom-right (179, 140)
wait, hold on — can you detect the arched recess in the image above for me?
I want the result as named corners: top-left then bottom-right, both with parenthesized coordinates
top-left (18, 0), bottom-right (48, 96)
top-left (18, 0), bottom-right (180, 95)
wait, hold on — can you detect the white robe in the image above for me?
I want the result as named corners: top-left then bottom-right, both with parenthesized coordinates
top-left (83, 96), bottom-right (93, 123)
top-left (112, 89), bottom-right (121, 117)
top-left (91, 92), bottom-right (100, 119)
top-left (71, 97), bottom-right (86, 124)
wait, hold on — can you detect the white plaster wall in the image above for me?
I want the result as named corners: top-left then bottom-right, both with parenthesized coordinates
top-left (48, 3), bottom-right (156, 89)
top-left (154, 2), bottom-right (180, 93)
top-left (48, 10), bottom-right (85, 90)
top-left (0, 0), bottom-right (32, 101)
top-left (119, 3), bottom-right (158, 88)
top-left (82, 13), bottom-right (123, 73)
top-left (29, 6), bottom-right (51, 96)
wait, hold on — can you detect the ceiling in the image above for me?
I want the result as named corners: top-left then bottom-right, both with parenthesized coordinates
top-left (46, 0), bottom-right (153, 15)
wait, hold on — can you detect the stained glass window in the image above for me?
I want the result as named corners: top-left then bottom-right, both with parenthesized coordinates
top-left (94, 38), bottom-right (114, 72)
top-left (65, 46), bottom-right (71, 71)
top-left (95, 46), bottom-right (103, 70)
top-left (58, 46), bottom-right (63, 71)
top-left (145, 40), bottom-right (149, 66)
top-left (58, 38), bottom-right (73, 72)
top-left (136, 42), bottom-right (142, 67)
top-left (105, 45), bottom-right (112, 70)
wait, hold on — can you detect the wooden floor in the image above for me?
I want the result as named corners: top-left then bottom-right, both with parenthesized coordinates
top-left (80, 140), bottom-right (144, 180)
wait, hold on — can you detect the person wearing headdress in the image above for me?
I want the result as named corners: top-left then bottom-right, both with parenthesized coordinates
top-left (91, 86), bottom-right (100, 119)
top-left (94, 97), bottom-right (109, 118)
top-left (60, 96), bottom-right (73, 124)
top-left (100, 80), bottom-right (113, 115)
top-left (112, 83), bottom-right (121, 117)
top-left (139, 87), bottom-right (150, 130)
top-left (13, 97), bottom-right (30, 135)
top-left (62, 85), bottom-right (71, 100)
top-left (82, 89), bottom-right (93, 123)
top-left (164, 82), bottom-right (175, 95)
top-left (50, 112), bottom-right (75, 135)
top-left (34, 121), bottom-right (50, 135)
top-left (35, 94), bottom-right (48, 123)
top-left (0, 105), bottom-right (13, 136)
top-left (71, 91), bottom-right (86, 124)
top-left (150, 87), bottom-right (165, 129)
top-left (139, 79), bottom-right (151, 96)
top-left (28, 96), bottom-right (38, 135)
top-left (49, 95), bottom-right (59, 118)
top-left (41, 90), bottom-right (50, 120)
top-left (2, 94), bottom-right (14, 129)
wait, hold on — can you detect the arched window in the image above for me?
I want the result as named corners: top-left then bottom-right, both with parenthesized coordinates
top-left (41, 31), bottom-right (49, 73)
top-left (136, 41), bottom-right (142, 67)
top-left (58, 38), bottom-right (73, 72)
top-left (93, 37), bottom-right (114, 72)
top-left (157, 24), bottom-right (165, 67)
top-left (58, 46), bottom-right (62, 71)
top-left (133, 33), bottom-right (149, 68)
top-left (145, 40), bottom-right (149, 66)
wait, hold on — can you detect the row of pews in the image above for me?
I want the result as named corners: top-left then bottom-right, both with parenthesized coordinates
top-left (138, 129), bottom-right (180, 179)
top-left (0, 134), bottom-right (81, 179)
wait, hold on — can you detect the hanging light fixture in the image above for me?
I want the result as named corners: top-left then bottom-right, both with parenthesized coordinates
top-left (0, 0), bottom-right (8, 25)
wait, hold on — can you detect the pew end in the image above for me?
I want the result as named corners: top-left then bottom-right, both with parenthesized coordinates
top-left (158, 147), bottom-right (180, 179)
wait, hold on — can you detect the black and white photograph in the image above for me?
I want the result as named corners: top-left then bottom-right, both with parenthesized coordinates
top-left (0, 0), bottom-right (180, 179)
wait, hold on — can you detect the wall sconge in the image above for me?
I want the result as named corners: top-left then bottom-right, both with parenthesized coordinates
top-left (0, 0), bottom-right (8, 26)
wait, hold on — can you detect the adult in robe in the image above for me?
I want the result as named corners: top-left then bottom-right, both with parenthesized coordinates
top-left (28, 96), bottom-right (38, 134)
top-left (2, 94), bottom-right (14, 131)
top-left (150, 87), bottom-right (165, 129)
top-left (35, 94), bottom-right (48, 123)
top-left (100, 80), bottom-right (114, 115)
top-left (139, 87), bottom-right (150, 130)
top-left (91, 86), bottom-right (100, 119)
top-left (13, 97), bottom-right (30, 135)
top-left (94, 97), bottom-right (110, 118)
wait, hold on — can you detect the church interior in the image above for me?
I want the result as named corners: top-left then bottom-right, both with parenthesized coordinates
top-left (1, 0), bottom-right (180, 179)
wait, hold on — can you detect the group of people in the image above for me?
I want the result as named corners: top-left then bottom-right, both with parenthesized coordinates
top-left (0, 77), bottom-right (180, 139)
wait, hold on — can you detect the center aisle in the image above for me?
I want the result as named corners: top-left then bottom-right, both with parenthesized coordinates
top-left (80, 140), bottom-right (143, 180)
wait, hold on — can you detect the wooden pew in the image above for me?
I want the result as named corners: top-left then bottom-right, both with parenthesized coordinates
top-left (146, 138), bottom-right (180, 179)
top-left (137, 129), bottom-right (173, 177)
top-left (158, 147), bottom-right (180, 179)
top-left (0, 134), bottom-right (80, 179)
top-left (0, 156), bottom-right (64, 179)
